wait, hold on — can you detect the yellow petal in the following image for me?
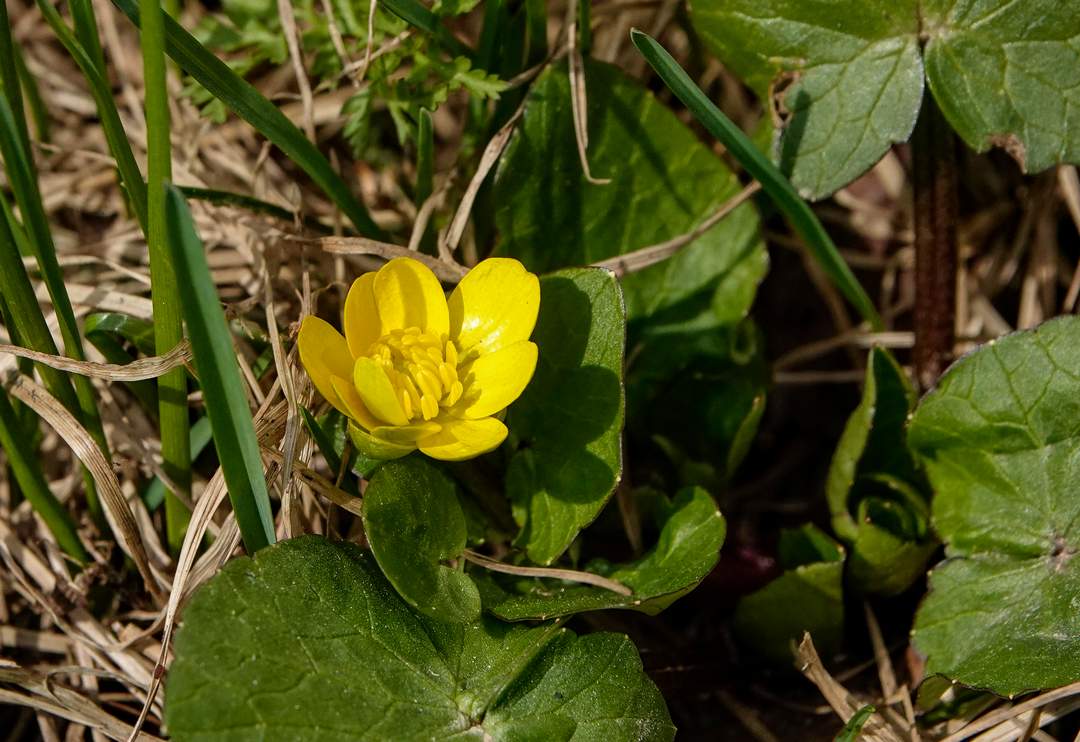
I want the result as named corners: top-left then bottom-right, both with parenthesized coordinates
top-left (343, 273), bottom-right (380, 356)
top-left (449, 258), bottom-right (539, 357)
top-left (330, 376), bottom-right (383, 431)
top-left (353, 357), bottom-right (410, 426)
top-left (298, 316), bottom-right (354, 416)
top-left (456, 341), bottom-right (538, 419)
top-left (373, 257), bottom-right (449, 336)
top-left (417, 417), bottom-right (507, 461)
top-left (348, 423), bottom-right (415, 460)
top-left (372, 421), bottom-right (441, 445)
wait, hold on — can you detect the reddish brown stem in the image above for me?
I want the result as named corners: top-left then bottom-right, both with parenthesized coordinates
top-left (912, 93), bottom-right (958, 390)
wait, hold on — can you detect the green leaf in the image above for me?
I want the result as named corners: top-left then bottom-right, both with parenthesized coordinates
top-left (909, 315), bottom-right (1080, 696)
top-left (826, 347), bottom-right (935, 595)
top-left (363, 456), bottom-right (480, 623)
top-left (835, 705), bottom-right (875, 742)
top-left (494, 60), bottom-right (766, 327)
top-left (921, 0), bottom-right (1080, 173)
top-left (477, 487), bottom-right (725, 620)
top-left (163, 186), bottom-right (275, 553)
top-left (689, 0), bottom-right (922, 199)
top-left (690, 2), bottom-right (1080, 193)
top-left (506, 268), bottom-right (625, 565)
top-left (111, 0), bottom-right (382, 238)
top-left (165, 535), bottom-right (675, 741)
top-left (629, 31), bottom-right (882, 331)
top-left (629, 319), bottom-right (767, 487)
top-left (733, 524), bottom-right (845, 663)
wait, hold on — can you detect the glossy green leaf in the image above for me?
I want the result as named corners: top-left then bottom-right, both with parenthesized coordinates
top-left (112, 0), bottom-right (381, 237)
top-left (506, 268), bottom-right (625, 565)
top-left (910, 315), bottom-right (1080, 696)
top-left (477, 487), bottom-right (725, 620)
top-left (690, 1), bottom-right (1080, 196)
top-left (363, 456), bottom-right (480, 623)
top-left (163, 186), bottom-right (275, 553)
top-left (733, 524), bottom-right (845, 663)
top-left (165, 535), bottom-right (675, 741)
top-left (629, 31), bottom-right (882, 331)
top-left (493, 60), bottom-right (766, 327)
top-left (826, 347), bottom-right (935, 595)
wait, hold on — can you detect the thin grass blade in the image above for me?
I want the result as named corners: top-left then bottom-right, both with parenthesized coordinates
top-left (379, 0), bottom-right (473, 58)
top-left (630, 30), bottom-right (883, 330)
top-left (140, 0), bottom-right (190, 551)
top-left (0, 97), bottom-right (111, 456)
top-left (163, 186), bottom-right (275, 552)
top-left (111, 0), bottom-right (382, 238)
top-left (36, 0), bottom-right (148, 230)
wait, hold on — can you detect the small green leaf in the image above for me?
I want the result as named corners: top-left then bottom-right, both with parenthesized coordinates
top-left (826, 347), bottom-right (934, 595)
top-left (478, 487), bottom-right (726, 620)
top-left (835, 705), bottom-right (876, 742)
top-left (910, 315), bottom-right (1080, 696)
top-left (493, 60), bottom-right (766, 327)
top-left (165, 536), bottom-right (675, 741)
top-left (733, 524), bottom-right (845, 663)
top-left (506, 268), bottom-right (625, 565)
top-left (363, 456), bottom-right (480, 623)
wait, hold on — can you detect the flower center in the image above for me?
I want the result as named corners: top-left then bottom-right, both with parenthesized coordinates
top-left (366, 327), bottom-right (463, 422)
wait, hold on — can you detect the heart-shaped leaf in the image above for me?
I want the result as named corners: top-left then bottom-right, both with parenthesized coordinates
top-left (506, 268), bottom-right (625, 565)
top-left (477, 487), bottom-right (726, 620)
top-left (165, 536), bottom-right (675, 741)
top-left (363, 456), bottom-right (480, 623)
top-left (691, 1), bottom-right (1080, 198)
top-left (909, 316), bottom-right (1080, 696)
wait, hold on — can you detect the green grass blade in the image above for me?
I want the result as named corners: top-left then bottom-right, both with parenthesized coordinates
top-left (415, 108), bottom-right (435, 254)
top-left (0, 98), bottom-right (110, 449)
top-left (0, 0), bottom-right (30, 154)
top-left (379, 0), bottom-right (473, 59)
top-left (140, 0), bottom-right (190, 551)
top-left (14, 46), bottom-right (50, 143)
top-left (68, 0), bottom-right (108, 73)
top-left (111, 0), bottom-right (382, 238)
top-left (178, 185), bottom-right (332, 233)
top-left (164, 185), bottom-right (275, 552)
top-left (0, 194), bottom-right (104, 522)
top-left (630, 30), bottom-right (883, 331)
top-left (36, 0), bottom-right (148, 231)
top-left (0, 389), bottom-right (88, 564)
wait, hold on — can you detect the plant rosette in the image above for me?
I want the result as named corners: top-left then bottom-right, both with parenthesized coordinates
top-left (299, 256), bottom-right (539, 461)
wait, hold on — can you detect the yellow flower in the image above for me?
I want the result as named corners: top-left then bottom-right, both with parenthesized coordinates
top-left (298, 257), bottom-right (540, 461)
